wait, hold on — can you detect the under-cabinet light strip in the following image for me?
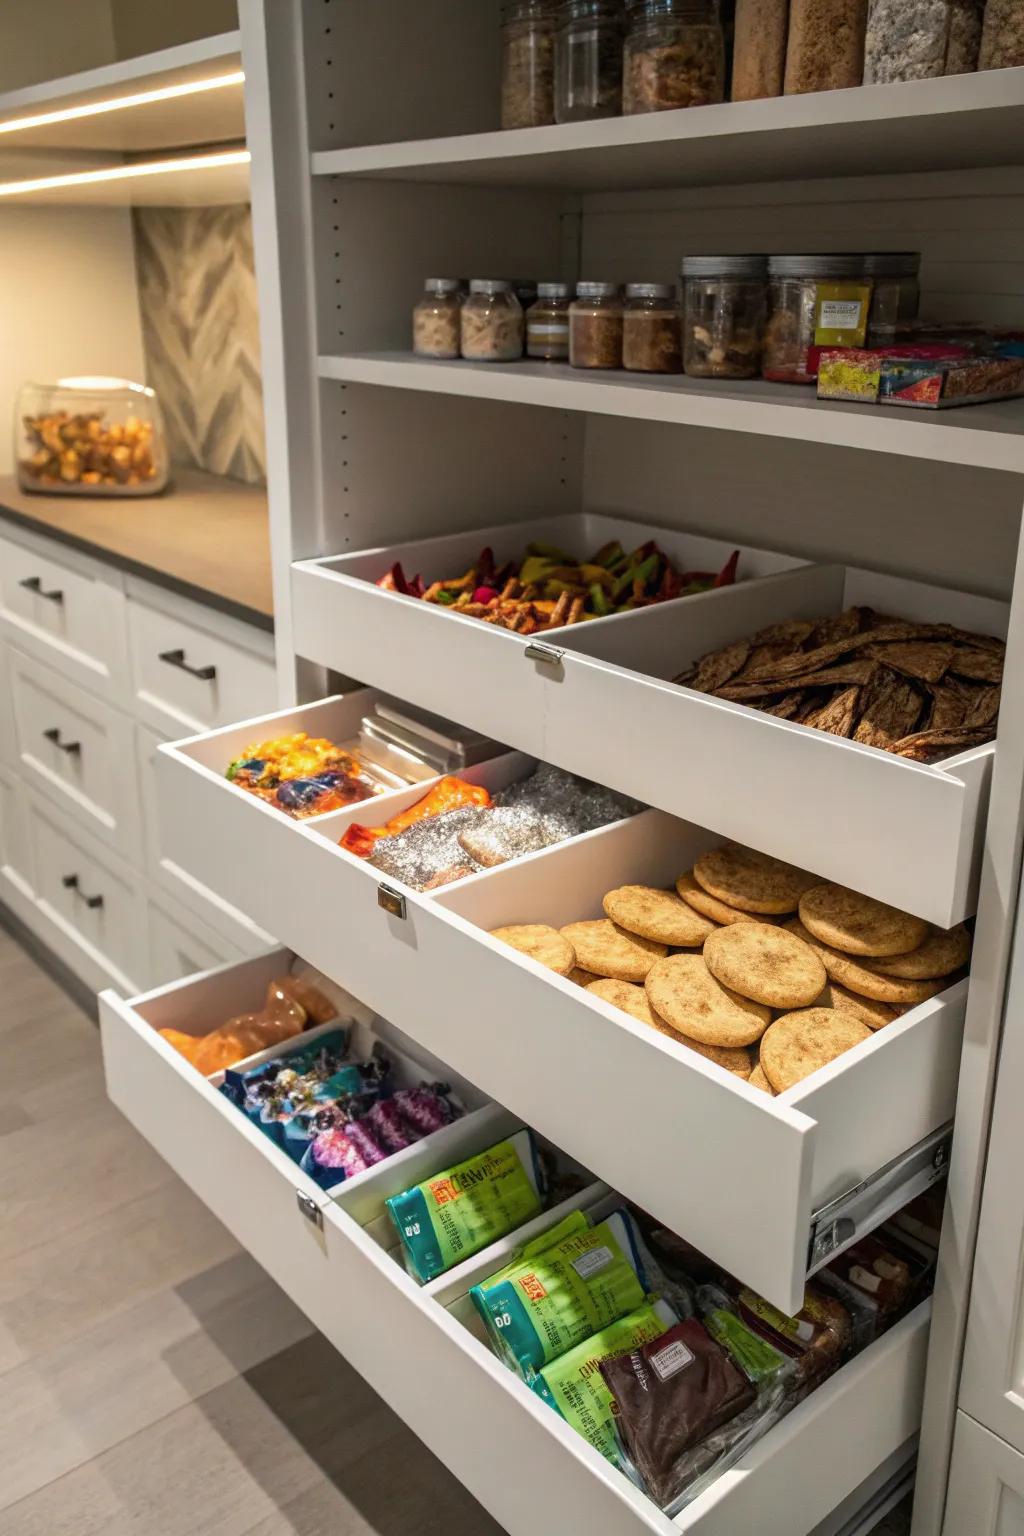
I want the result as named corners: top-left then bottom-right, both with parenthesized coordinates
top-left (0, 147), bottom-right (251, 198)
top-left (0, 70), bottom-right (245, 135)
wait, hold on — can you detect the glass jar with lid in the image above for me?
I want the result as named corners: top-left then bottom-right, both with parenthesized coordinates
top-left (784, 0), bottom-right (869, 94)
top-left (569, 282), bottom-right (624, 369)
top-left (763, 255), bottom-right (870, 384)
top-left (732, 0), bottom-right (789, 100)
top-left (682, 256), bottom-right (767, 379)
top-left (623, 283), bottom-right (682, 372)
top-left (527, 282), bottom-right (574, 360)
top-left (979, 0), bottom-right (1024, 69)
top-left (623, 0), bottom-right (725, 113)
top-left (461, 281), bottom-right (525, 361)
top-left (16, 377), bottom-right (168, 496)
top-left (502, 0), bottom-right (557, 129)
top-left (864, 252), bottom-right (921, 344)
top-left (555, 0), bottom-right (625, 123)
top-left (413, 279), bottom-right (463, 359)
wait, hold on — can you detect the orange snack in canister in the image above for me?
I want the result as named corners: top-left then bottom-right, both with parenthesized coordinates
top-left (340, 776), bottom-right (492, 858)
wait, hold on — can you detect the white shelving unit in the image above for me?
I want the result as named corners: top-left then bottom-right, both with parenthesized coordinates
top-left (95, 4), bottom-right (1024, 1535)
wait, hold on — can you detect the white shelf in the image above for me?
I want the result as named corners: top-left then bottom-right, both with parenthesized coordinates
top-left (319, 352), bottom-right (1024, 474)
top-left (311, 71), bottom-right (1024, 193)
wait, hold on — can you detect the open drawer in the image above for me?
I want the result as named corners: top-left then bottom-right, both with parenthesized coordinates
top-left (156, 698), bottom-right (963, 1311)
top-left (293, 543), bottom-right (1005, 926)
top-left (100, 950), bottom-right (931, 1536)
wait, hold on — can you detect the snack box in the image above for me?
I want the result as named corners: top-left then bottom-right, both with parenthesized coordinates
top-left (819, 347), bottom-right (1024, 410)
top-left (816, 346), bottom-right (968, 405)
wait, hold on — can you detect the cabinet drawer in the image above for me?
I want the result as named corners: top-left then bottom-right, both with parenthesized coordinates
top-left (0, 527), bottom-right (128, 699)
top-left (9, 647), bottom-right (140, 860)
top-left (100, 952), bottom-right (932, 1536)
top-left (0, 762), bottom-right (34, 906)
top-left (127, 592), bottom-right (276, 737)
top-left (146, 891), bottom-right (248, 989)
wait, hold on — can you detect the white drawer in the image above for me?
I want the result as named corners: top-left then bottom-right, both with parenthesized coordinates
top-left (0, 640), bottom-right (17, 769)
top-left (146, 890), bottom-right (249, 989)
top-left (100, 951), bottom-right (932, 1536)
top-left (0, 526), bottom-right (128, 700)
top-left (0, 761), bottom-right (34, 907)
top-left (29, 793), bottom-right (147, 993)
top-left (9, 647), bottom-right (141, 861)
top-left (127, 590), bottom-right (276, 737)
top-left (157, 693), bottom-right (964, 1313)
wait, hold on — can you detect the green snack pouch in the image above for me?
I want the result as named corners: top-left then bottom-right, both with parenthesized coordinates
top-left (696, 1285), bottom-right (789, 1387)
top-left (531, 1298), bottom-right (677, 1464)
top-left (472, 1208), bottom-right (649, 1378)
top-left (386, 1128), bottom-right (545, 1284)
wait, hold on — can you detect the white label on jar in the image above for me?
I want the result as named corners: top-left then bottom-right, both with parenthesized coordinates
top-left (528, 323), bottom-right (570, 337)
top-left (849, 1265), bottom-right (882, 1295)
top-left (572, 1245), bottom-right (612, 1280)
top-left (819, 299), bottom-right (864, 330)
top-left (650, 1339), bottom-right (695, 1381)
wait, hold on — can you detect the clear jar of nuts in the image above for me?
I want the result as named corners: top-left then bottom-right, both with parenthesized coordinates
top-left (623, 283), bottom-right (682, 372)
top-left (784, 0), bottom-right (869, 93)
top-left (682, 255), bottom-right (767, 378)
top-left (413, 278), bottom-right (463, 359)
top-left (501, 0), bottom-right (557, 128)
top-left (461, 281), bottom-right (525, 361)
top-left (555, 0), bottom-right (626, 122)
top-left (624, 0), bottom-right (725, 112)
top-left (569, 282), bottom-right (624, 369)
top-left (16, 377), bottom-right (168, 496)
top-left (527, 282), bottom-right (574, 360)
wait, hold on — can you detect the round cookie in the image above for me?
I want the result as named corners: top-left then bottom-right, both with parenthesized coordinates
top-left (603, 885), bottom-right (716, 947)
top-left (760, 1008), bottom-right (872, 1092)
top-left (560, 920), bottom-right (667, 983)
top-left (644, 954), bottom-right (771, 1049)
top-left (785, 919), bottom-right (947, 1006)
top-left (569, 967), bottom-right (601, 987)
top-left (704, 922), bottom-right (826, 1009)
top-left (748, 1063), bottom-right (776, 1095)
top-left (675, 870), bottom-right (762, 927)
top-left (490, 924), bottom-right (575, 977)
top-left (586, 978), bottom-right (660, 1027)
top-left (693, 843), bottom-right (818, 915)
top-left (798, 883), bottom-right (928, 958)
top-left (818, 981), bottom-right (902, 1031)
top-left (588, 979), bottom-right (751, 1076)
top-left (860, 923), bottom-right (971, 980)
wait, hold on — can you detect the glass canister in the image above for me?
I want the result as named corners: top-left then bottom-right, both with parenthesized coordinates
top-left (555, 0), bottom-right (625, 123)
top-left (460, 280), bottom-right (525, 361)
top-left (784, 0), bottom-right (869, 93)
top-left (569, 282), bottom-right (624, 368)
top-left (979, 0), bottom-right (1024, 69)
top-left (413, 279), bottom-right (463, 359)
top-left (864, 0), bottom-right (952, 82)
top-left (16, 377), bottom-right (168, 496)
top-left (864, 252), bottom-right (921, 344)
top-left (527, 282), bottom-right (574, 360)
top-left (732, 0), bottom-right (789, 99)
top-left (682, 255), bottom-right (767, 379)
top-left (623, 283), bottom-right (682, 372)
top-left (623, 0), bottom-right (726, 112)
top-left (501, 0), bottom-right (557, 128)
top-left (763, 255), bottom-right (870, 384)
top-left (944, 0), bottom-right (984, 72)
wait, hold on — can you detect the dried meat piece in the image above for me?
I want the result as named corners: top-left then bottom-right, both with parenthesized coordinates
top-left (761, 692), bottom-right (807, 720)
top-left (690, 640), bottom-right (751, 693)
top-left (949, 647), bottom-right (1004, 683)
top-left (800, 685), bottom-right (862, 739)
top-left (718, 659), bottom-right (879, 700)
top-left (890, 726), bottom-right (996, 762)
top-left (748, 619), bottom-right (816, 649)
top-left (933, 625), bottom-right (1005, 654)
top-left (963, 684), bottom-right (1001, 729)
top-left (926, 678), bottom-right (974, 732)
top-left (806, 607), bottom-right (876, 649)
top-left (864, 641), bottom-right (955, 684)
top-left (741, 624), bottom-right (949, 684)
top-left (852, 669), bottom-right (925, 750)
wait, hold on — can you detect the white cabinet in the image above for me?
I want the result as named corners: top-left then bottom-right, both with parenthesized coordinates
top-left (944, 1415), bottom-right (1024, 1536)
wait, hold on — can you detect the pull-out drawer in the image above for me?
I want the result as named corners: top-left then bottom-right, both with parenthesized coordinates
top-left (0, 761), bottom-right (34, 911)
top-left (156, 694), bottom-right (963, 1312)
top-left (145, 890), bottom-right (251, 989)
top-left (100, 952), bottom-right (931, 1536)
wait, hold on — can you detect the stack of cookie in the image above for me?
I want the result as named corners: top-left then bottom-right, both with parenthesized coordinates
top-left (489, 842), bottom-right (970, 1093)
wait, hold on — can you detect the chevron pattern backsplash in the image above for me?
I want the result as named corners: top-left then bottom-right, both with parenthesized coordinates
top-left (132, 205), bottom-right (266, 485)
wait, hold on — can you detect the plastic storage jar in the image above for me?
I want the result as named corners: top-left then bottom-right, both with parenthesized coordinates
top-left (16, 377), bottom-right (168, 496)
top-left (732, 0), bottom-right (789, 99)
top-left (864, 0), bottom-right (952, 82)
top-left (682, 256), bottom-right (767, 379)
top-left (623, 283), bottom-right (682, 372)
top-left (569, 282), bottom-right (624, 369)
top-left (555, 0), bottom-right (625, 122)
top-left (501, 0), bottom-right (557, 128)
top-left (979, 0), bottom-right (1024, 69)
top-left (864, 252), bottom-right (921, 343)
top-left (413, 279), bottom-right (463, 359)
top-left (461, 281), bottom-right (525, 361)
top-left (623, 0), bottom-right (725, 112)
top-left (763, 255), bottom-right (869, 384)
top-left (784, 0), bottom-right (869, 93)
top-left (527, 282), bottom-right (574, 360)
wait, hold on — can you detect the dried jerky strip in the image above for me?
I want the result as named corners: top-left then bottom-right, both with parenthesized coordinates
top-left (739, 623), bottom-right (952, 683)
top-left (717, 659), bottom-right (880, 701)
top-left (852, 669), bottom-right (925, 750)
top-left (864, 641), bottom-right (956, 685)
top-left (949, 647), bottom-right (1004, 684)
top-left (800, 685), bottom-right (862, 739)
top-left (963, 684), bottom-right (1001, 729)
top-left (925, 677), bottom-right (975, 732)
top-left (890, 726), bottom-right (996, 762)
top-left (806, 606), bottom-right (877, 649)
top-left (761, 693), bottom-right (807, 720)
top-left (689, 641), bottom-right (751, 693)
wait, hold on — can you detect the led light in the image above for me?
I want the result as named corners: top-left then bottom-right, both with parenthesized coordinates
top-left (0, 148), bottom-right (251, 198)
top-left (0, 71), bottom-right (245, 136)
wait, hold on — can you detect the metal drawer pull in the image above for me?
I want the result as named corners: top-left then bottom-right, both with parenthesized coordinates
top-left (61, 874), bottom-right (104, 909)
top-left (19, 575), bottom-right (64, 603)
top-left (158, 648), bottom-right (217, 682)
top-left (43, 727), bottom-right (81, 756)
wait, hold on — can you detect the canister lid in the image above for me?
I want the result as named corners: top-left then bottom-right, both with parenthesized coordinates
top-left (626, 282), bottom-right (677, 298)
top-left (537, 281), bottom-right (574, 298)
top-left (768, 255), bottom-right (866, 278)
top-left (469, 279), bottom-right (513, 294)
top-left (575, 281), bottom-right (621, 298)
top-left (862, 252), bottom-right (921, 277)
top-left (682, 255), bottom-right (767, 278)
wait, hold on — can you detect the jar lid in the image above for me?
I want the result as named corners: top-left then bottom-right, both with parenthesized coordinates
top-left (469, 279), bottom-right (513, 294)
top-left (424, 278), bottom-right (462, 294)
top-left (768, 255), bottom-right (865, 277)
top-left (558, 0), bottom-right (625, 21)
top-left (502, 0), bottom-right (556, 20)
top-left (575, 281), bottom-right (621, 298)
top-left (863, 252), bottom-right (921, 277)
top-left (537, 281), bottom-right (573, 298)
top-left (626, 282), bottom-right (676, 299)
top-left (682, 255), bottom-right (767, 278)
top-left (627, 0), bottom-right (717, 16)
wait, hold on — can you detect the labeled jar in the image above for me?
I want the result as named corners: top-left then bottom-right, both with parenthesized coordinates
top-left (944, 0), bottom-right (984, 72)
top-left (527, 282), bottom-right (574, 360)
top-left (784, 0), bottom-right (869, 93)
top-left (763, 255), bottom-right (870, 384)
top-left (501, 0), bottom-right (557, 129)
top-left (682, 255), bottom-right (767, 379)
top-left (864, 0), bottom-right (952, 82)
top-left (413, 279), bottom-right (463, 359)
top-left (623, 283), bottom-right (682, 372)
top-left (569, 282), bottom-right (624, 369)
top-left (623, 0), bottom-right (725, 112)
top-left (979, 0), bottom-right (1024, 69)
top-left (732, 0), bottom-right (789, 99)
top-left (555, 0), bottom-right (625, 122)
top-left (461, 281), bottom-right (525, 361)
top-left (864, 252), bottom-right (921, 343)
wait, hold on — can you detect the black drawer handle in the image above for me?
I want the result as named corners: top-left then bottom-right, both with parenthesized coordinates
top-left (62, 873), bottom-right (104, 909)
top-left (20, 575), bottom-right (64, 604)
top-left (158, 648), bottom-right (217, 682)
top-left (43, 727), bottom-right (81, 756)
